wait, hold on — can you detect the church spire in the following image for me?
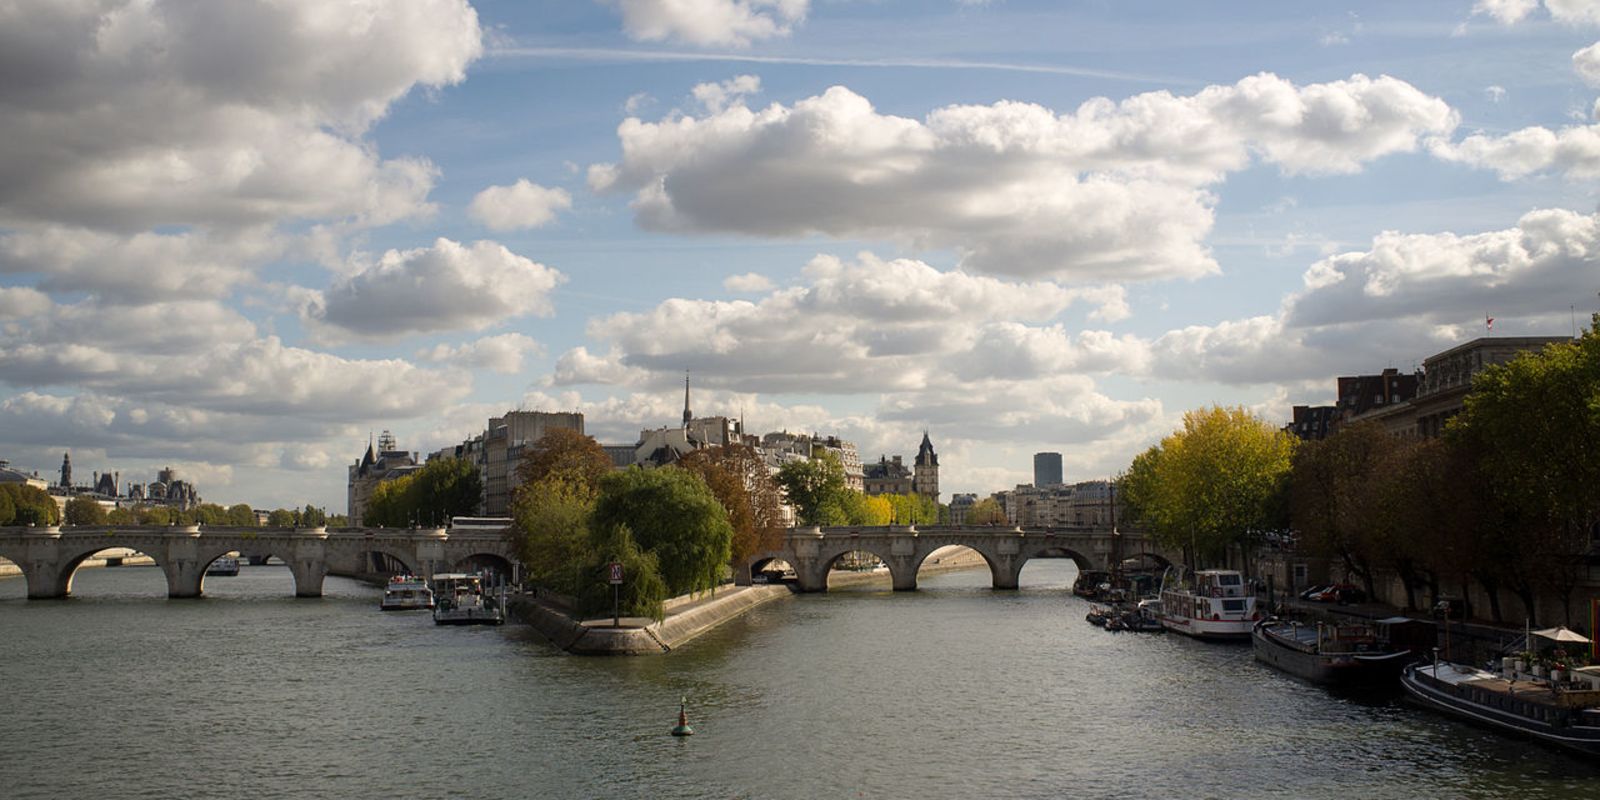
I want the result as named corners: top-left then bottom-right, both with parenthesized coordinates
top-left (682, 371), bottom-right (693, 428)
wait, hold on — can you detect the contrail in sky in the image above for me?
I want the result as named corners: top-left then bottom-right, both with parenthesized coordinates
top-left (490, 45), bottom-right (1192, 86)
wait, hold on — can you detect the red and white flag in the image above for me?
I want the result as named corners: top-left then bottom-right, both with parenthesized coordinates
top-left (1486, 315), bottom-right (1495, 332)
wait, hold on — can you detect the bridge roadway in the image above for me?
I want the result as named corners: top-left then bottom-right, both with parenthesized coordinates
top-left (745, 524), bottom-right (1176, 592)
top-left (0, 525), bottom-right (516, 600)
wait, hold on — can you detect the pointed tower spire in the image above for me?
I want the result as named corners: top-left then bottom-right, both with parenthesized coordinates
top-left (682, 371), bottom-right (693, 428)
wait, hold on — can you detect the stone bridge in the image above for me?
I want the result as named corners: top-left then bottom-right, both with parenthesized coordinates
top-left (0, 525), bottom-right (516, 599)
top-left (743, 524), bottom-right (1175, 592)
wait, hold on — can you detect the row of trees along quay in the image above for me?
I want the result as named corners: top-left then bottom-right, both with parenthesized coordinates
top-left (510, 429), bottom-right (947, 621)
top-left (2, 482), bottom-right (339, 529)
top-left (1120, 316), bottom-right (1600, 628)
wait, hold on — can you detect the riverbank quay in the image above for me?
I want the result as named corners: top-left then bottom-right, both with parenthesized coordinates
top-left (510, 584), bottom-right (792, 655)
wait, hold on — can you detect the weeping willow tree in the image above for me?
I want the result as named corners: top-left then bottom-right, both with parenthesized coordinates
top-left (1120, 406), bottom-right (1296, 568)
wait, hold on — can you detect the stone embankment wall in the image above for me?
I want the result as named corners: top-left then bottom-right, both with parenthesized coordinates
top-left (510, 584), bottom-right (792, 655)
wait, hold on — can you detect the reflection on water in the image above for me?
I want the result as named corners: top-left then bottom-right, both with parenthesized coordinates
top-left (1, 560), bottom-right (1597, 799)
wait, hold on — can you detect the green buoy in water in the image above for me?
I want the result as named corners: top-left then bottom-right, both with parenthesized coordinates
top-left (670, 697), bottom-right (694, 736)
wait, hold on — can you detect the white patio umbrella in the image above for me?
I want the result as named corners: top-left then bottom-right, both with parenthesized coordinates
top-left (1531, 626), bottom-right (1592, 644)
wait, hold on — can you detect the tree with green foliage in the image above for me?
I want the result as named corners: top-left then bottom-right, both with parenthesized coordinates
top-left (136, 504), bottom-right (175, 525)
top-left (0, 489), bottom-right (12, 525)
top-left (775, 451), bottom-right (848, 525)
top-left (191, 503), bottom-right (229, 525)
top-left (0, 484), bottom-right (60, 525)
top-left (574, 523), bottom-right (670, 622)
top-left (226, 503), bottom-right (257, 526)
top-left (266, 508), bottom-right (296, 527)
top-left (64, 495), bottom-right (107, 525)
top-left (106, 507), bottom-right (135, 525)
top-left (967, 497), bottom-right (1007, 525)
top-left (1451, 319), bottom-right (1600, 625)
top-left (512, 477), bottom-right (599, 592)
top-left (593, 467), bottom-right (733, 596)
top-left (299, 505), bottom-right (327, 527)
top-left (1121, 406), bottom-right (1296, 568)
top-left (364, 457), bottom-right (481, 527)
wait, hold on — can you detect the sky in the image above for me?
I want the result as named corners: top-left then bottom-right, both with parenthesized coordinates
top-left (2, 0), bottom-right (1599, 512)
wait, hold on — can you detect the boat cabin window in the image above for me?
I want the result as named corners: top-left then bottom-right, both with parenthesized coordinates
top-left (1222, 600), bottom-right (1246, 612)
top-left (1217, 574), bottom-right (1241, 586)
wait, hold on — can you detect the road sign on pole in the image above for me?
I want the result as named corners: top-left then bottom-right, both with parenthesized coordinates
top-left (609, 561), bottom-right (624, 628)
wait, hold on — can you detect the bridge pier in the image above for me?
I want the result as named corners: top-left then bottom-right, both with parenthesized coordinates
top-left (288, 559), bottom-right (327, 598)
top-left (25, 564), bottom-right (70, 599)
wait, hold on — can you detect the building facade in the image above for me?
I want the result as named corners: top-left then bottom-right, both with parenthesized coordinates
top-left (347, 430), bottom-right (421, 526)
top-left (1033, 452), bottom-right (1063, 487)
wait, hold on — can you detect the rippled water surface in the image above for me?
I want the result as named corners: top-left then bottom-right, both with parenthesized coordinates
top-left (3, 560), bottom-right (1598, 799)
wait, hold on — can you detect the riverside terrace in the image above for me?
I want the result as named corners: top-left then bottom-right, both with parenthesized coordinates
top-left (0, 522), bottom-right (1174, 600)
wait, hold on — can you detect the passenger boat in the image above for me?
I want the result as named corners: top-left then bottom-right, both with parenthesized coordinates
top-left (1400, 659), bottom-right (1600, 755)
top-left (1252, 616), bottom-right (1431, 688)
top-left (1156, 567), bottom-right (1259, 640)
top-left (431, 573), bottom-right (505, 626)
top-left (205, 555), bottom-right (240, 576)
top-left (380, 575), bottom-right (435, 611)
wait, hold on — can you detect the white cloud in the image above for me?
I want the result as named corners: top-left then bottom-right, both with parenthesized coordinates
top-left (554, 252), bottom-right (1136, 394)
top-left (723, 272), bottom-right (774, 292)
top-left (0, 286), bottom-right (52, 318)
top-left (468, 180), bottom-right (574, 231)
top-left (417, 333), bottom-right (542, 374)
top-left (1575, 42), bottom-right (1600, 87)
top-left (592, 74), bottom-right (1456, 282)
top-left (692, 74), bottom-right (761, 112)
top-left (1474, 0), bottom-right (1541, 24)
top-left (0, 225), bottom-right (282, 302)
top-left (303, 238), bottom-right (566, 339)
top-left (1146, 208), bottom-right (1600, 385)
top-left (1485, 85), bottom-right (1508, 103)
top-left (0, 0), bottom-right (482, 233)
top-left (1475, 0), bottom-right (1600, 25)
top-left (1430, 123), bottom-right (1600, 179)
top-left (605, 0), bottom-right (809, 47)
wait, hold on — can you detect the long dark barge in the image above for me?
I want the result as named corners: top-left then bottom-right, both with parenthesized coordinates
top-left (1252, 616), bottom-right (1432, 688)
top-left (1401, 661), bottom-right (1600, 755)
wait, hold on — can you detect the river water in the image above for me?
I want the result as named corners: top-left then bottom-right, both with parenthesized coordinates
top-left (2, 559), bottom-right (1597, 799)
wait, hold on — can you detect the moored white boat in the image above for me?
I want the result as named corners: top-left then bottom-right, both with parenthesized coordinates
top-left (1157, 567), bottom-right (1259, 640)
top-left (205, 555), bottom-right (240, 577)
top-left (380, 575), bottom-right (434, 611)
top-left (431, 573), bottom-right (504, 626)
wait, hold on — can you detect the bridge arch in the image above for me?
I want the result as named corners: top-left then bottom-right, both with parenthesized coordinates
top-left (451, 552), bottom-right (514, 581)
top-left (739, 550), bottom-right (794, 585)
top-left (811, 543), bottom-right (909, 591)
top-left (355, 546), bottom-right (420, 577)
top-left (51, 544), bottom-right (169, 598)
top-left (909, 544), bottom-right (1002, 591)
